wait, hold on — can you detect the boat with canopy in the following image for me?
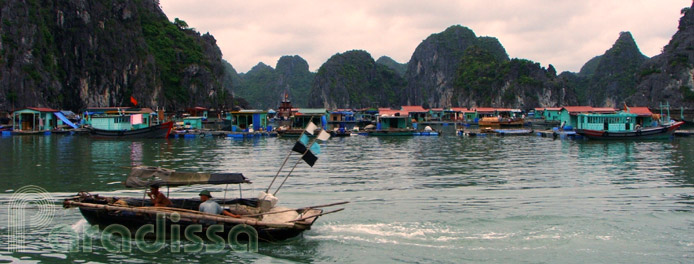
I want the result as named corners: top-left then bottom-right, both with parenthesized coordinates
top-left (63, 166), bottom-right (346, 242)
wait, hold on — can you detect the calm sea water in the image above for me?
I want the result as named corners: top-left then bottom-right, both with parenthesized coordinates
top-left (0, 132), bottom-right (693, 263)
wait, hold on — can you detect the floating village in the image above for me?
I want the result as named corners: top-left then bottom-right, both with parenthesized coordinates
top-left (0, 96), bottom-right (691, 140)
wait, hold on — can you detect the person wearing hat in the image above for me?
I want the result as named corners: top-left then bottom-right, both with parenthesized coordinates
top-left (198, 190), bottom-right (240, 218)
top-left (147, 183), bottom-right (172, 207)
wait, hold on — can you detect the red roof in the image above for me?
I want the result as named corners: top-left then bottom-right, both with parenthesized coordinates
top-left (592, 107), bottom-right (617, 113)
top-left (561, 106), bottom-right (595, 113)
top-left (474, 107), bottom-right (497, 113)
top-left (401, 106), bottom-right (428, 113)
top-left (25, 107), bottom-right (58, 112)
top-left (627, 107), bottom-right (653, 116)
top-left (431, 108), bottom-right (444, 111)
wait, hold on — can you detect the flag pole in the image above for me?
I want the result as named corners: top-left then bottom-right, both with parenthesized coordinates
top-left (265, 116), bottom-right (315, 193)
top-left (273, 138), bottom-right (318, 196)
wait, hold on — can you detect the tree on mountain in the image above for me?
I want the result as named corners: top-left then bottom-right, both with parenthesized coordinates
top-left (174, 18), bottom-right (188, 29)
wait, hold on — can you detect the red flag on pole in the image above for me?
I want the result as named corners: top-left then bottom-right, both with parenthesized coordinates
top-left (130, 96), bottom-right (138, 106)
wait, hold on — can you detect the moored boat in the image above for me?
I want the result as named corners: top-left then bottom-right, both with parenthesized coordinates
top-left (88, 121), bottom-right (173, 138)
top-left (574, 110), bottom-right (684, 139)
top-left (63, 166), bottom-right (345, 242)
top-left (576, 121), bottom-right (684, 139)
top-left (84, 107), bottom-right (173, 138)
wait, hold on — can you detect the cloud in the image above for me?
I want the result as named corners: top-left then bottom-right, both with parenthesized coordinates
top-left (160, 0), bottom-right (689, 73)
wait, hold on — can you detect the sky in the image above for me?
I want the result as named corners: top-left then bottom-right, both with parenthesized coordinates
top-left (160, 0), bottom-right (691, 74)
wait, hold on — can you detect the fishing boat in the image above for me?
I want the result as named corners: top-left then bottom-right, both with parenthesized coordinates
top-left (84, 107), bottom-right (173, 138)
top-left (476, 108), bottom-right (525, 127)
top-left (88, 122), bottom-right (173, 138)
top-left (63, 166), bottom-right (345, 242)
top-left (574, 111), bottom-right (685, 139)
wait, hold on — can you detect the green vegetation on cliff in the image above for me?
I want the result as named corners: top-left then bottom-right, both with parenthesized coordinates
top-left (140, 13), bottom-right (205, 103)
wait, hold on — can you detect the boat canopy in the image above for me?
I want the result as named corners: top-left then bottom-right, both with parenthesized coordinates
top-left (125, 166), bottom-right (250, 188)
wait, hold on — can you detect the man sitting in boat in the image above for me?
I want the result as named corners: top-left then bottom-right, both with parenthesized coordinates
top-left (147, 184), bottom-right (172, 207)
top-left (198, 190), bottom-right (240, 218)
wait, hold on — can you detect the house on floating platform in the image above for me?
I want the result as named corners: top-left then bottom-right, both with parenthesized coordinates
top-left (228, 110), bottom-right (269, 132)
top-left (293, 108), bottom-right (328, 130)
top-left (182, 116), bottom-right (203, 129)
top-left (401, 106), bottom-right (429, 123)
top-left (328, 109), bottom-right (356, 130)
top-left (361, 108), bottom-right (415, 136)
top-left (11, 107), bottom-right (59, 132)
top-left (355, 108), bottom-right (379, 127)
top-left (186, 107), bottom-right (208, 121)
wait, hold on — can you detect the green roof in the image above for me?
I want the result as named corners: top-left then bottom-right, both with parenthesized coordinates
top-left (297, 108), bottom-right (327, 115)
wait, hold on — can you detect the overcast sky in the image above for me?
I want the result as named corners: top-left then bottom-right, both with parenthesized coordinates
top-left (160, 0), bottom-right (690, 74)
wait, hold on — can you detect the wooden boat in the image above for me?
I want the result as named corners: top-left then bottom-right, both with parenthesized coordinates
top-left (478, 116), bottom-right (525, 127)
top-left (63, 166), bottom-right (345, 242)
top-left (89, 121), bottom-right (173, 139)
top-left (576, 121), bottom-right (684, 139)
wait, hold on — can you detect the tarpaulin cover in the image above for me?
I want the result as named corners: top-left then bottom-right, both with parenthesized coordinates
top-left (125, 166), bottom-right (250, 188)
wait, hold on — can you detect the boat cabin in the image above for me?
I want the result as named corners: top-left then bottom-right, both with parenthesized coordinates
top-left (84, 107), bottom-right (156, 130)
top-left (577, 112), bottom-right (638, 131)
top-left (559, 106), bottom-right (616, 129)
top-left (11, 107), bottom-right (59, 131)
top-left (626, 107), bottom-right (656, 127)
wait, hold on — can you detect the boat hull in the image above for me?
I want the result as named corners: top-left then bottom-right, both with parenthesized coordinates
top-left (71, 196), bottom-right (320, 242)
top-left (365, 129), bottom-right (415, 136)
top-left (576, 121), bottom-right (684, 140)
top-left (78, 207), bottom-right (309, 242)
top-left (89, 122), bottom-right (173, 139)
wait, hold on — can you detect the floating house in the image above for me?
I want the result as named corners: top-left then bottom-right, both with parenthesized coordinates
top-left (328, 109), bottom-right (356, 130)
top-left (402, 106), bottom-right (429, 123)
top-left (534, 107), bottom-right (561, 121)
top-left (429, 108), bottom-right (445, 122)
top-left (377, 108), bottom-right (409, 129)
top-left (293, 108), bottom-right (328, 130)
top-left (186, 107), bottom-right (208, 120)
top-left (182, 117), bottom-right (203, 129)
top-left (228, 110), bottom-right (269, 132)
top-left (11, 107), bottom-right (59, 132)
top-left (355, 108), bottom-right (379, 127)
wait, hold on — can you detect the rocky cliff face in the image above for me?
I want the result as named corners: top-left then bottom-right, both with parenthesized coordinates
top-left (376, 56), bottom-right (406, 77)
top-left (404, 25), bottom-right (510, 108)
top-left (627, 3), bottom-right (694, 108)
top-left (455, 45), bottom-right (576, 109)
top-left (579, 32), bottom-right (648, 106)
top-left (230, 55), bottom-right (314, 109)
top-left (308, 50), bottom-right (405, 109)
top-left (0, 0), bottom-right (232, 111)
top-left (275, 55), bottom-right (314, 107)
